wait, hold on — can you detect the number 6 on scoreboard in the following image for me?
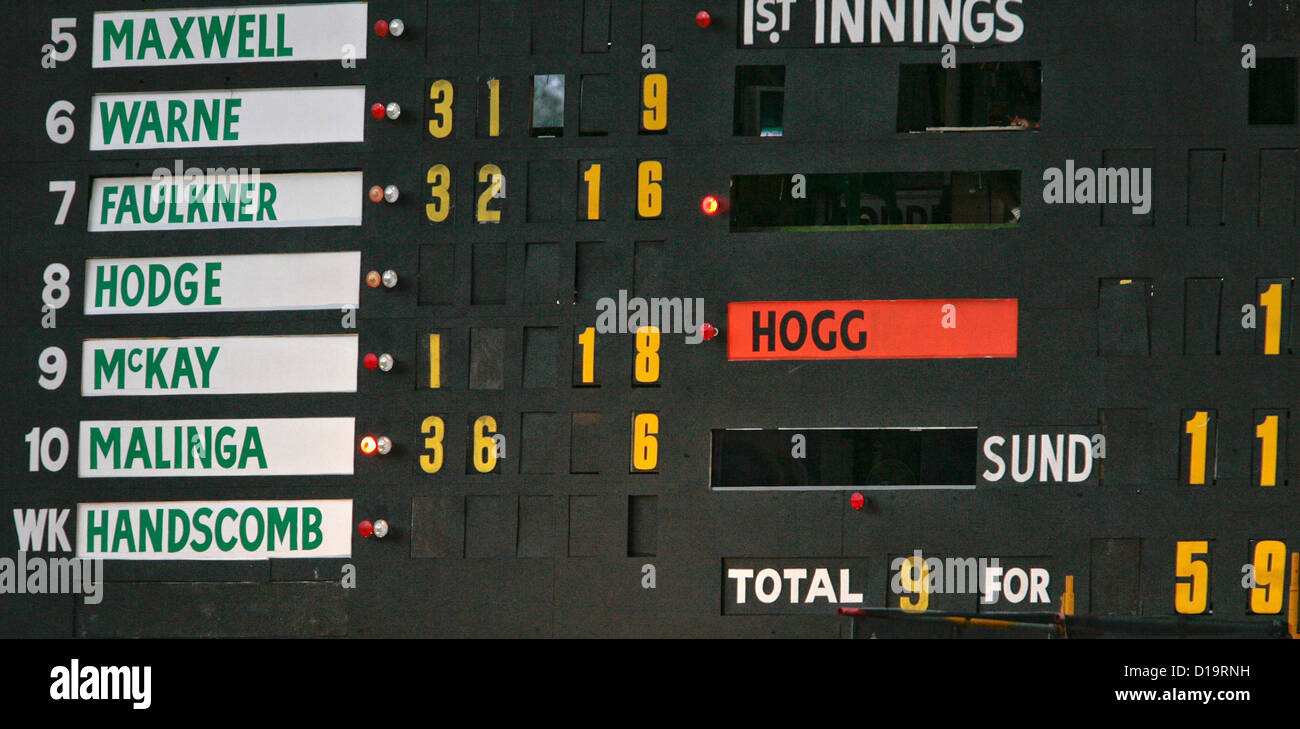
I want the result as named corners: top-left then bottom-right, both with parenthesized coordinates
top-left (632, 412), bottom-right (659, 472)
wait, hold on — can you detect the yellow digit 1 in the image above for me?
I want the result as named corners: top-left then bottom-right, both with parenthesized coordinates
top-left (1257, 414), bottom-right (1279, 487)
top-left (428, 79), bottom-right (453, 138)
top-left (899, 556), bottom-right (929, 613)
top-left (634, 326), bottom-right (660, 383)
top-left (487, 78), bottom-right (500, 137)
top-left (583, 163), bottom-right (601, 220)
top-left (632, 413), bottom-right (659, 471)
top-left (473, 415), bottom-right (498, 473)
top-left (1251, 540), bottom-right (1286, 614)
top-left (477, 164), bottom-right (502, 223)
top-left (1174, 540), bottom-right (1209, 614)
top-left (637, 160), bottom-right (663, 218)
top-left (428, 334), bottom-right (441, 389)
top-left (426, 164), bottom-right (450, 222)
top-left (577, 327), bottom-right (596, 384)
top-left (641, 73), bottom-right (667, 131)
top-left (1261, 283), bottom-right (1283, 355)
top-left (420, 416), bottom-right (445, 474)
top-left (1185, 411), bottom-right (1210, 485)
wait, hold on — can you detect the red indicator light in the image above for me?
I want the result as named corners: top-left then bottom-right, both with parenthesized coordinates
top-left (696, 10), bottom-right (711, 28)
top-left (365, 270), bottom-right (382, 288)
top-left (850, 492), bottom-right (865, 510)
top-left (368, 185), bottom-right (385, 203)
top-left (370, 102), bottom-right (386, 120)
top-left (700, 322), bottom-right (718, 341)
top-left (363, 353), bottom-right (379, 370)
top-left (360, 436), bottom-right (378, 455)
top-left (701, 195), bottom-right (720, 215)
top-left (358, 520), bottom-right (374, 538)
top-left (374, 19), bottom-right (389, 37)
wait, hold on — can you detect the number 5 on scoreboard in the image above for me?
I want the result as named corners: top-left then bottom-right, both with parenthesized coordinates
top-left (1174, 540), bottom-right (1210, 614)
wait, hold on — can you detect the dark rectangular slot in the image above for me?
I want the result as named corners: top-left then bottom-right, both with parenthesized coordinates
top-left (472, 242), bottom-right (507, 304)
top-left (1089, 538), bottom-right (1142, 616)
top-left (1259, 148), bottom-right (1298, 226)
top-left (627, 495), bottom-right (658, 557)
top-left (582, 0), bottom-right (612, 52)
top-left (734, 65), bottom-right (785, 136)
top-left (570, 412), bottom-right (601, 473)
top-left (527, 161), bottom-right (565, 222)
top-left (1183, 278), bottom-right (1223, 355)
top-left (418, 244), bottom-right (456, 305)
top-left (523, 242), bottom-right (562, 303)
top-left (1187, 149), bottom-right (1225, 226)
top-left (579, 74), bottom-right (611, 135)
top-left (896, 61), bottom-right (1041, 132)
top-left (568, 495), bottom-right (599, 557)
top-left (412, 496), bottom-right (465, 558)
top-left (1250, 58), bottom-right (1298, 124)
top-left (1100, 148), bottom-right (1155, 226)
top-left (1097, 278), bottom-right (1151, 356)
top-left (522, 327), bottom-right (558, 388)
top-left (1099, 409), bottom-right (1153, 486)
top-left (520, 411), bottom-right (558, 474)
top-left (469, 328), bottom-right (505, 390)
top-left (517, 496), bottom-right (557, 557)
top-left (465, 495), bottom-right (513, 558)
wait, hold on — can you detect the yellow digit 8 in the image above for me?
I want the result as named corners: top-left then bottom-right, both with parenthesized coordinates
top-left (634, 326), bottom-right (660, 383)
top-left (641, 73), bottom-right (667, 132)
top-left (637, 160), bottom-right (663, 218)
top-left (1250, 540), bottom-right (1286, 614)
top-left (428, 79), bottom-right (453, 138)
top-left (1174, 540), bottom-right (1209, 614)
top-left (472, 415), bottom-right (498, 473)
top-left (632, 413), bottom-right (659, 471)
top-left (899, 555), bottom-right (929, 613)
top-left (426, 164), bottom-right (450, 223)
top-left (420, 416), bottom-right (445, 474)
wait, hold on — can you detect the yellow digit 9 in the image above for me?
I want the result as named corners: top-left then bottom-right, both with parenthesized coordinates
top-left (426, 164), bottom-right (450, 222)
top-left (420, 416), bottom-right (445, 474)
top-left (1174, 540), bottom-right (1209, 614)
top-left (899, 555), bottom-right (929, 613)
top-left (472, 415), bottom-right (498, 473)
top-left (632, 413), bottom-right (659, 471)
top-left (1250, 540), bottom-right (1287, 614)
top-left (641, 73), bottom-right (667, 132)
top-left (634, 326), bottom-right (660, 383)
top-left (637, 160), bottom-right (663, 218)
top-left (477, 164), bottom-right (503, 223)
top-left (428, 79), bottom-right (453, 138)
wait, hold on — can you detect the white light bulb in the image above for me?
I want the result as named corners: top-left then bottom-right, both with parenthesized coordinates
top-left (373, 519), bottom-right (390, 538)
top-left (378, 353), bottom-right (394, 372)
top-left (376, 436), bottom-right (392, 455)
top-left (384, 185), bottom-right (400, 203)
top-left (386, 102), bottom-right (401, 120)
top-left (388, 19), bottom-right (405, 37)
top-left (381, 270), bottom-right (398, 288)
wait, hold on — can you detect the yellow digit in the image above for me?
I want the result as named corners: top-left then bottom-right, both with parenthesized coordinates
top-left (634, 326), bottom-right (660, 383)
top-left (637, 160), bottom-right (663, 218)
top-left (583, 163), bottom-right (601, 220)
top-left (577, 326), bottom-right (596, 384)
top-left (477, 164), bottom-right (503, 223)
top-left (1175, 540), bottom-right (1210, 614)
top-left (487, 78), bottom-right (500, 137)
top-left (427, 334), bottom-right (441, 389)
top-left (632, 413), bottom-right (659, 471)
top-left (1261, 283), bottom-right (1283, 355)
top-left (428, 79), bottom-right (453, 138)
top-left (899, 556), bottom-right (929, 613)
top-left (420, 416), bottom-right (445, 474)
top-left (426, 164), bottom-right (450, 222)
top-left (641, 73), bottom-right (667, 132)
top-left (1257, 414), bottom-right (1279, 487)
top-left (1251, 540), bottom-right (1286, 614)
top-left (1185, 411), bottom-right (1210, 485)
top-left (472, 415), bottom-right (498, 473)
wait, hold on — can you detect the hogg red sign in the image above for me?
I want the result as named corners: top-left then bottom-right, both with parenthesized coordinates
top-left (727, 299), bottom-right (1018, 360)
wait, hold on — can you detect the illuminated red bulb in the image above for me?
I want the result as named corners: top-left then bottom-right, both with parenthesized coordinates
top-left (370, 102), bottom-right (386, 119)
top-left (696, 10), bottom-right (711, 28)
top-left (700, 322), bottom-right (718, 341)
top-left (850, 492), bottom-right (865, 510)
top-left (360, 436), bottom-right (378, 454)
top-left (358, 520), bottom-right (374, 538)
top-left (374, 19), bottom-right (389, 37)
top-left (368, 185), bottom-right (385, 203)
top-left (363, 353), bottom-right (379, 370)
top-left (365, 270), bottom-right (382, 288)
top-left (701, 195), bottom-right (720, 215)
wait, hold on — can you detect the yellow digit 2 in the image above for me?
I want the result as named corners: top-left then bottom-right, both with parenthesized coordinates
top-left (1260, 283), bottom-right (1283, 355)
top-left (1175, 540), bottom-right (1209, 614)
top-left (1251, 540), bottom-right (1286, 614)
top-left (426, 164), bottom-right (450, 222)
top-left (1185, 411), bottom-right (1210, 485)
top-left (477, 164), bottom-right (502, 223)
top-left (632, 413), bottom-right (659, 471)
top-left (472, 415), bottom-right (498, 473)
top-left (641, 74), bottom-right (667, 132)
top-left (634, 326), bottom-right (660, 383)
top-left (420, 416), bottom-right (445, 474)
top-left (1257, 414), bottom-right (1279, 487)
top-left (428, 79), bottom-right (453, 138)
top-left (637, 160), bottom-right (663, 218)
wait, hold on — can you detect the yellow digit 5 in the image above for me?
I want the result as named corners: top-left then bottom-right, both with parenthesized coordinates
top-left (632, 413), bottom-right (659, 471)
top-left (420, 416), bottom-right (445, 474)
top-left (641, 73), bottom-right (667, 132)
top-left (637, 160), bottom-right (663, 218)
top-left (472, 415), bottom-right (498, 473)
top-left (1174, 540), bottom-right (1209, 614)
top-left (899, 556), bottom-right (929, 613)
top-left (426, 164), bottom-right (450, 222)
top-left (634, 326), bottom-right (660, 383)
top-left (428, 79), bottom-right (453, 138)
top-left (477, 164), bottom-right (503, 223)
top-left (1250, 540), bottom-right (1286, 614)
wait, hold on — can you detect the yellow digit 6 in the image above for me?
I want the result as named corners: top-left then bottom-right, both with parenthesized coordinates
top-left (631, 413), bottom-right (659, 472)
top-left (426, 164), bottom-right (450, 222)
top-left (428, 79), bottom-right (453, 139)
top-left (1174, 540), bottom-right (1209, 614)
top-left (641, 73), bottom-right (667, 132)
top-left (420, 416), bottom-right (445, 474)
top-left (637, 160), bottom-right (663, 218)
top-left (472, 415), bottom-right (498, 473)
top-left (634, 326), bottom-right (660, 383)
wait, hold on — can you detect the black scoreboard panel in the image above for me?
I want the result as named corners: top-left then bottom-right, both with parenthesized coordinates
top-left (1, 0), bottom-right (1298, 640)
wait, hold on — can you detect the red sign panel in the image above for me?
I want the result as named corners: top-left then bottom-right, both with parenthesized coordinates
top-left (726, 299), bottom-right (1018, 360)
